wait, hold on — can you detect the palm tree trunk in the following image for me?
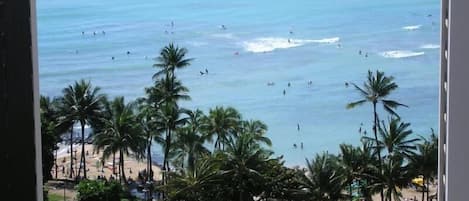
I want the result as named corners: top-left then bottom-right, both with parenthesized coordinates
top-left (188, 152), bottom-right (195, 173)
top-left (69, 127), bottom-right (74, 179)
top-left (373, 102), bottom-right (384, 201)
top-left (146, 136), bottom-right (153, 199)
top-left (81, 122), bottom-right (87, 179)
top-left (147, 135), bottom-right (153, 181)
top-left (120, 150), bottom-right (126, 184)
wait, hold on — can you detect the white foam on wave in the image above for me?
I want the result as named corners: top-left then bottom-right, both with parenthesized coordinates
top-left (420, 44), bottom-right (440, 49)
top-left (308, 37), bottom-right (340, 43)
top-left (242, 37), bottom-right (339, 53)
top-left (381, 50), bottom-right (425, 58)
top-left (402, 25), bottom-right (422, 31)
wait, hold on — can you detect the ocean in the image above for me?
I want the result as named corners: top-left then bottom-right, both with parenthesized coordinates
top-left (37, 0), bottom-right (440, 165)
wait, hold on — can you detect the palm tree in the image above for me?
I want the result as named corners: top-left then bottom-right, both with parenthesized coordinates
top-left (153, 77), bottom-right (191, 106)
top-left (356, 139), bottom-right (380, 201)
top-left (221, 132), bottom-right (274, 201)
top-left (153, 102), bottom-right (189, 185)
top-left (40, 95), bottom-right (67, 181)
top-left (137, 103), bottom-right (164, 182)
top-left (338, 144), bottom-right (361, 201)
top-left (240, 120), bottom-right (272, 146)
top-left (376, 118), bottom-right (420, 159)
top-left (299, 153), bottom-right (346, 201)
top-left (93, 97), bottom-right (146, 184)
top-left (370, 156), bottom-right (411, 201)
top-left (153, 43), bottom-right (193, 81)
top-left (347, 70), bottom-right (407, 201)
top-left (56, 95), bottom-right (78, 179)
top-left (61, 79), bottom-right (105, 179)
top-left (172, 110), bottom-right (209, 172)
top-left (203, 106), bottom-right (241, 150)
top-left (162, 156), bottom-right (221, 201)
top-left (409, 133), bottom-right (438, 201)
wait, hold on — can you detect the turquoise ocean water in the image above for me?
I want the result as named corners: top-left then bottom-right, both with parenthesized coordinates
top-left (37, 0), bottom-right (440, 166)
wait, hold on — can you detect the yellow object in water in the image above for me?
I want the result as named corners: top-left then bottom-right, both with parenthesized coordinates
top-left (412, 177), bottom-right (424, 187)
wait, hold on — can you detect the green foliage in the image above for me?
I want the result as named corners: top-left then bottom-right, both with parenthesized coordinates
top-left (93, 96), bottom-right (146, 183)
top-left (76, 180), bottom-right (123, 201)
top-left (40, 95), bottom-right (63, 182)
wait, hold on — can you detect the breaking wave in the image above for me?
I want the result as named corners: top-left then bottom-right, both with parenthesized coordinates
top-left (381, 50), bottom-right (425, 58)
top-left (242, 37), bottom-right (339, 53)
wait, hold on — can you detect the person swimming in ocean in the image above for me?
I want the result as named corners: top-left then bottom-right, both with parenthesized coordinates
top-left (288, 39), bottom-right (291, 43)
top-left (288, 82), bottom-right (291, 87)
top-left (283, 89), bottom-right (286, 95)
top-left (82, 31), bottom-right (85, 35)
top-left (221, 25), bottom-right (226, 30)
top-left (200, 71), bottom-right (204, 75)
top-left (365, 53), bottom-right (368, 58)
top-left (297, 123), bottom-right (300, 131)
top-left (127, 51), bottom-right (131, 55)
top-left (300, 142), bottom-right (303, 149)
top-left (102, 31), bottom-right (105, 35)
top-left (205, 68), bottom-right (208, 74)
top-left (359, 50), bottom-right (362, 55)
top-left (112, 56), bottom-right (115, 60)
top-left (345, 82), bottom-right (349, 87)
top-left (293, 143), bottom-right (297, 149)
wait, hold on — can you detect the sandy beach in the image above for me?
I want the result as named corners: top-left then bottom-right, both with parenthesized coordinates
top-left (51, 144), bottom-right (162, 181)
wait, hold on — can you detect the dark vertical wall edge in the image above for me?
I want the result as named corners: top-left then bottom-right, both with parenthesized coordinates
top-left (0, 0), bottom-right (41, 200)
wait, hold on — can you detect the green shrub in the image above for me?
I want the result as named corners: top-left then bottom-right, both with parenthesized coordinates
top-left (76, 180), bottom-right (123, 201)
